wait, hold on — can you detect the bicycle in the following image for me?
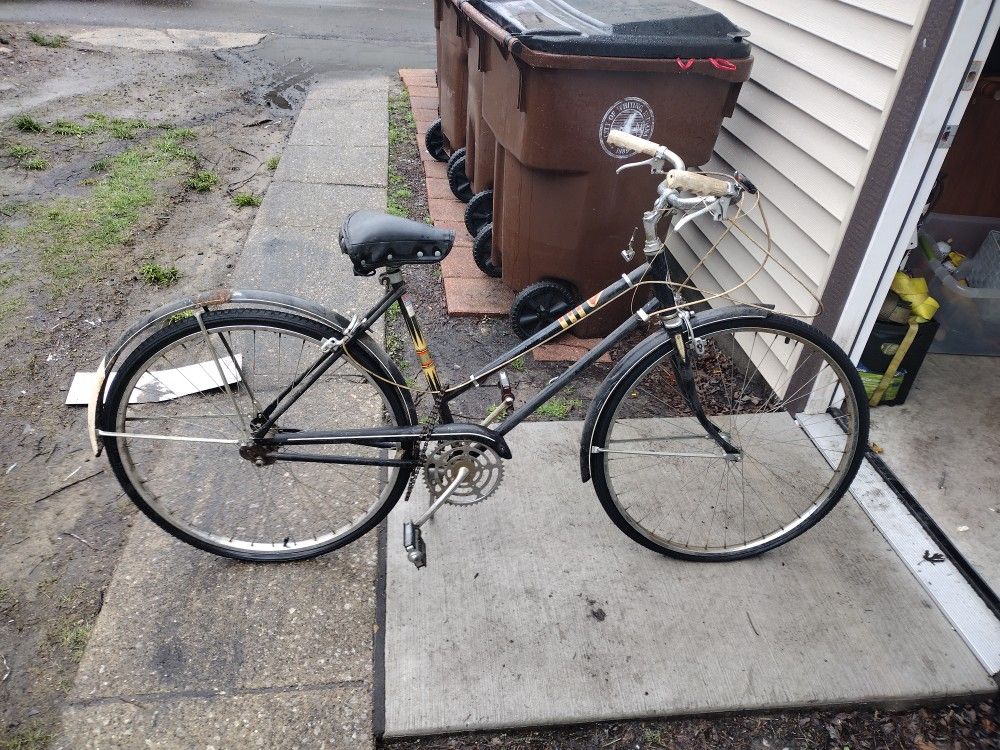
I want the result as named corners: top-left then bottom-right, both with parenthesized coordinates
top-left (87, 129), bottom-right (869, 568)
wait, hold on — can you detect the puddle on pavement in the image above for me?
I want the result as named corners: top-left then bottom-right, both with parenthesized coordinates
top-left (263, 60), bottom-right (312, 110)
top-left (251, 35), bottom-right (434, 98)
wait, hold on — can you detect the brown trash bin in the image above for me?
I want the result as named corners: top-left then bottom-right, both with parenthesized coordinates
top-left (463, 0), bottom-right (753, 337)
top-left (464, 25), bottom-right (498, 196)
top-left (430, 0), bottom-right (471, 158)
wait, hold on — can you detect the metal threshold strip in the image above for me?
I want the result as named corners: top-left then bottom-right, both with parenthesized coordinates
top-left (799, 412), bottom-right (1000, 677)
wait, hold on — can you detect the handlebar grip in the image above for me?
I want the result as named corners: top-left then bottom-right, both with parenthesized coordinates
top-left (606, 129), bottom-right (661, 157)
top-left (666, 169), bottom-right (733, 197)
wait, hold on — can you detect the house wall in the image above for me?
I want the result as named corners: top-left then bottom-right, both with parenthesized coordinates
top-left (671, 0), bottom-right (933, 354)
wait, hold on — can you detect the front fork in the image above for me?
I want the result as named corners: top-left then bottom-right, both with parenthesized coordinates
top-left (649, 240), bottom-right (741, 457)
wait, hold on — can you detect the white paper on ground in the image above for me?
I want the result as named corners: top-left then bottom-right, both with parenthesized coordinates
top-left (66, 355), bottom-right (243, 406)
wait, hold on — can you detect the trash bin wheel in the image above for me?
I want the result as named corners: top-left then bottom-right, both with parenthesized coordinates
top-left (472, 223), bottom-right (501, 279)
top-left (510, 279), bottom-right (577, 340)
top-left (424, 118), bottom-right (450, 162)
top-left (447, 148), bottom-right (473, 203)
top-left (464, 189), bottom-right (493, 236)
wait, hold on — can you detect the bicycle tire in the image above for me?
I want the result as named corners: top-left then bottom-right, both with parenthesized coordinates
top-left (587, 312), bottom-right (868, 561)
top-left (101, 308), bottom-right (416, 562)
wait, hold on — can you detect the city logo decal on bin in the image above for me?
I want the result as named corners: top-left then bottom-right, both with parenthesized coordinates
top-left (599, 97), bottom-right (655, 158)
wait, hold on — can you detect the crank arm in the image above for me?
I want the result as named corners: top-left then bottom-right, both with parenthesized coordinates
top-left (413, 466), bottom-right (469, 528)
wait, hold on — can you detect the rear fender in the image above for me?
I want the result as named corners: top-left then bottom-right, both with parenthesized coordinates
top-left (87, 289), bottom-right (415, 456)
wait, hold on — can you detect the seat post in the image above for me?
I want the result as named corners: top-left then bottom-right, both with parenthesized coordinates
top-left (386, 269), bottom-right (449, 417)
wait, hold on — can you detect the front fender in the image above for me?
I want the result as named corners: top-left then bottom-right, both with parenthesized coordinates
top-left (579, 304), bottom-right (771, 481)
top-left (87, 289), bottom-right (410, 456)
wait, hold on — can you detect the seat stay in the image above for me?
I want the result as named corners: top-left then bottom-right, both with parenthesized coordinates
top-left (252, 283), bottom-right (406, 436)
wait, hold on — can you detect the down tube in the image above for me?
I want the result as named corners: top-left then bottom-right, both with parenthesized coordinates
top-left (472, 264), bottom-right (653, 382)
top-left (495, 299), bottom-right (657, 436)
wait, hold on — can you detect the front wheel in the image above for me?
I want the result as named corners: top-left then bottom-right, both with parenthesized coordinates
top-left (100, 308), bottom-right (416, 561)
top-left (588, 313), bottom-right (868, 561)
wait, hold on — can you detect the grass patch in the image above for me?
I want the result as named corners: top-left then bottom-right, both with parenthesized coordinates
top-left (28, 31), bottom-right (67, 48)
top-left (159, 139), bottom-right (197, 161)
top-left (0, 263), bottom-right (18, 290)
top-left (90, 157), bottom-right (110, 172)
top-left (165, 127), bottom-right (196, 141)
top-left (1, 725), bottom-right (53, 750)
top-left (5, 143), bottom-right (38, 159)
top-left (232, 192), bottom-right (262, 208)
top-left (386, 85), bottom-right (427, 223)
top-left (22, 157), bottom-right (49, 171)
top-left (108, 118), bottom-right (147, 140)
top-left (2, 133), bottom-right (197, 283)
top-left (387, 89), bottom-right (415, 148)
top-left (0, 298), bottom-right (24, 328)
top-left (385, 330), bottom-right (411, 372)
top-left (535, 394), bottom-right (583, 419)
top-left (54, 621), bottom-right (91, 660)
top-left (385, 300), bottom-right (400, 322)
top-left (52, 119), bottom-right (89, 136)
top-left (139, 263), bottom-right (180, 286)
top-left (510, 355), bottom-right (526, 372)
top-left (387, 166), bottom-right (411, 218)
top-left (12, 114), bottom-right (45, 133)
top-left (186, 170), bottom-right (218, 192)
top-left (266, 155), bottom-right (280, 171)
top-left (0, 268), bottom-right (21, 324)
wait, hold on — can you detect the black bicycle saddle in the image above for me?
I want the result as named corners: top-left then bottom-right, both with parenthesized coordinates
top-left (339, 210), bottom-right (454, 276)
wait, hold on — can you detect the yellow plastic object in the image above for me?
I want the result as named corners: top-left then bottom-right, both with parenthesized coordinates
top-left (869, 272), bottom-right (939, 406)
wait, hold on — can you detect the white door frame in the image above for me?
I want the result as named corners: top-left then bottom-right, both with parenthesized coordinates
top-left (834, 0), bottom-right (1000, 360)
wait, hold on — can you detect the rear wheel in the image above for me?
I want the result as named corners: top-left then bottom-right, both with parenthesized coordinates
top-left (424, 118), bottom-right (449, 162)
top-left (447, 148), bottom-right (473, 202)
top-left (101, 308), bottom-right (415, 561)
top-left (589, 313), bottom-right (868, 561)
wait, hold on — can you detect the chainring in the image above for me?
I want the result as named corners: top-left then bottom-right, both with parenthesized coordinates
top-left (423, 440), bottom-right (504, 505)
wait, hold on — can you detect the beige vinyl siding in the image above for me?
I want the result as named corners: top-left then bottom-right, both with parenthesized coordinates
top-left (674, 0), bottom-right (931, 326)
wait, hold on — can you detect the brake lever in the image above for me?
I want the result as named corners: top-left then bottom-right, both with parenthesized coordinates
top-left (673, 200), bottom-right (719, 234)
top-left (672, 195), bottom-right (734, 234)
top-left (616, 158), bottom-right (653, 175)
top-left (615, 154), bottom-right (668, 175)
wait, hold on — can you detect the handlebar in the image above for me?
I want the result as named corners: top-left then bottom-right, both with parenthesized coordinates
top-left (665, 170), bottom-right (732, 198)
top-left (606, 129), bottom-right (734, 198)
top-left (606, 129), bottom-right (661, 157)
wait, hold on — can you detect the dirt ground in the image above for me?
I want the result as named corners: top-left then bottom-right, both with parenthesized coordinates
top-left (382, 81), bottom-right (1000, 750)
top-left (382, 701), bottom-right (1000, 750)
top-left (0, 25), bottom-right (299, 746)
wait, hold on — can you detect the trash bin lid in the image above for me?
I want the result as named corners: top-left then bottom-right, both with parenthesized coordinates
top-left (470, 0), bottom-right (750, 59)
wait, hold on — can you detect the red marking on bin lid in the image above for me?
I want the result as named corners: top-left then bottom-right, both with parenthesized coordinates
top-left (708, 58), bottom-right (737, 71)
top-left (676, 58), bottom-right (695, 70)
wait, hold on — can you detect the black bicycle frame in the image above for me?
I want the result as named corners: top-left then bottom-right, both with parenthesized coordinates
top-left (255, 261), bottom-right (663, 465)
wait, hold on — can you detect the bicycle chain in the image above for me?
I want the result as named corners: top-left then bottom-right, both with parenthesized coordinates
top-left (401, 392), bottom-right (442, 503)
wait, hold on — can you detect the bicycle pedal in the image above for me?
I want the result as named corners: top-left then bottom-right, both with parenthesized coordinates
top-left (403, 521), bottom-right (427, 569)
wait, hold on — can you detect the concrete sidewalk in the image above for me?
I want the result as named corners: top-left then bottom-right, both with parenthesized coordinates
top-left (385, 421), bottom-right (996, 736)
top-left (57, 76), bottom-right (390, 750)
